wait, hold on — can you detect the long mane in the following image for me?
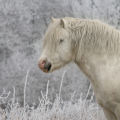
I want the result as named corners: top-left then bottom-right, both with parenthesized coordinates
top-left (65, 18), bottom-right (120, 56)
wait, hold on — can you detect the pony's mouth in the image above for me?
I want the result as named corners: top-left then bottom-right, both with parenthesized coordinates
top-left (49, 62), bottom-right (66, 72)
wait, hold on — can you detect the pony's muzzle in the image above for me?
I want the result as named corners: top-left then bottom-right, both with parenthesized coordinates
top-left (38, 59), bottom-right (51, 72)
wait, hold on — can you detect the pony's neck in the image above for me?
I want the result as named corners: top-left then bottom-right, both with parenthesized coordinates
top-left (74, 53), bottom-right (90, 77)
top-left (74, 53), bottom-right (101, 87)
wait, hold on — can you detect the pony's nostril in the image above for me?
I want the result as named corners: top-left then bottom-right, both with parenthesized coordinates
top-left (48, 64), bottom-right (51, 71)
top-left (44, 61), bottom-right (51, 71)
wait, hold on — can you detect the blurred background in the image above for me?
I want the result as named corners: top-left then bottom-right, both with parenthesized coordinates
top-left (0, 0), bottom-right (120, 106)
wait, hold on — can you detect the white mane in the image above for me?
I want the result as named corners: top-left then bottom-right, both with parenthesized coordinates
top-left (63, 18), bottom-right (120, 56)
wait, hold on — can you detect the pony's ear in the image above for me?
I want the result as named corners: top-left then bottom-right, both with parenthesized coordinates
top-left (51, 17), bottom-right (55, 22)
top-left (60, 18), bottom-right (67, 28)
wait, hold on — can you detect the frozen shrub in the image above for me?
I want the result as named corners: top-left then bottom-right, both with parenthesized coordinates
top-left (0, 71), bottom-right (106, 120)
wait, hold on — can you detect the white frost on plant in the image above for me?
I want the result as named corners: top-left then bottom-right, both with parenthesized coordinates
top-left (0, 71), bottom-right (106, 120)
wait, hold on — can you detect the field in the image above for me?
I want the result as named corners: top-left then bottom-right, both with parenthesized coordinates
top-left (0, 71), bottom-right (106, 120)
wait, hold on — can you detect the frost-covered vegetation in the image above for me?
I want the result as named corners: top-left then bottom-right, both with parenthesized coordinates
top-left (0, 71), bottom-right (106, 120)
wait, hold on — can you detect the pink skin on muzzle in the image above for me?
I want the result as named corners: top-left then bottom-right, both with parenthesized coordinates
top-left (38, 59), bottom-right (48, 73)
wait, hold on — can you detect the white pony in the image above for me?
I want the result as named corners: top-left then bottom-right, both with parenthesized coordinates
top-left (38, 17), bottom-right (120, 120)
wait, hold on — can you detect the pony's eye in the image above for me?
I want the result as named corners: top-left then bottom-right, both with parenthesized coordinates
top-left (60, 39), bottom-right (64, 43)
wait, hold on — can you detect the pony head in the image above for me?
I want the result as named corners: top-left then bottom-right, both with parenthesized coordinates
top-left (38, 18), bottom-right (74, 73)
